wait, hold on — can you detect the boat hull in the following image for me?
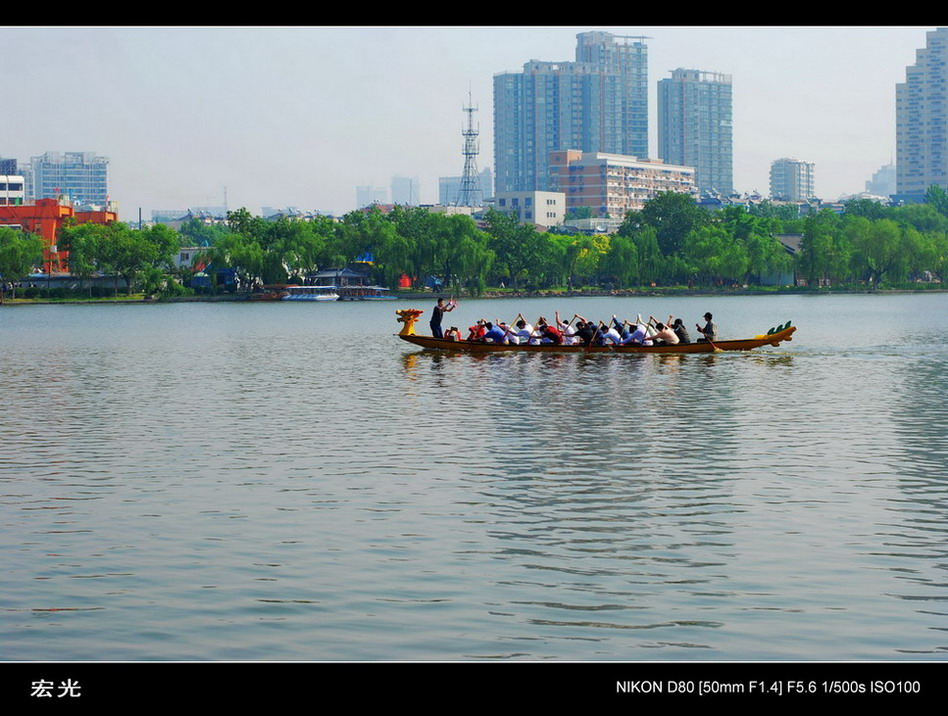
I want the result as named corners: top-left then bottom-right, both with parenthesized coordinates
top-left (397, 326), bottom-right (795, 354)
top-left (282, 294), bottom-right (339, 301)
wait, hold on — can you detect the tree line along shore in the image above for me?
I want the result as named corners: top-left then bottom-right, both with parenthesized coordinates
top-left (2, 190), bottom-right (947, 302)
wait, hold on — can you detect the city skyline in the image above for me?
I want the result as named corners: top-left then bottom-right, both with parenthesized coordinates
top-left (494, 32), bottom-right (648, 194)
top-left (0, 26), bottom-right (934, 218)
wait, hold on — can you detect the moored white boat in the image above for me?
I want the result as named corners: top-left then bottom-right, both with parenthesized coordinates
top-left (282, 285), bottom-right (339, 301)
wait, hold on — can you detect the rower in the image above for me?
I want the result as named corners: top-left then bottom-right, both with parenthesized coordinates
top-left (696, 312), bottom-right (718, 342)
top-left (482, 322), bottom-right (508, 343)
top-left (648, 317), bottom-right (679, 345)
top-left (623, 322), bottom-right (653, 346)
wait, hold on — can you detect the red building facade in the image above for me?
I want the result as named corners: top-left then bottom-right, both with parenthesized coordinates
top-left (0, 198), bottom-right (117, 273)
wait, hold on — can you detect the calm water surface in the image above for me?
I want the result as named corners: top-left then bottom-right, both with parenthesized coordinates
top-left (2, 293), bottom-right (947, 660)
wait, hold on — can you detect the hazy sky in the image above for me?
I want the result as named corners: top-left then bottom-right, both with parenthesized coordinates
top-left (0, 26), bottom-right (935, 219)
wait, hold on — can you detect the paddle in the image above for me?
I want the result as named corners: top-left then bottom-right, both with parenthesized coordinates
top-left (497, 313), bottom-right (522, 344)
top-left (595, 320), bottom-right (608, 347)
top-left (555, 311), bottom-right (574, 345)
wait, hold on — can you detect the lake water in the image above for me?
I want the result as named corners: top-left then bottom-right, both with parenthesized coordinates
top-left (2, 293), bottom-right (947, 661)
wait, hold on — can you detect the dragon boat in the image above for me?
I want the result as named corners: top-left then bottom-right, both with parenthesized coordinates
top-left (395, 308), bottom-right (796, 354)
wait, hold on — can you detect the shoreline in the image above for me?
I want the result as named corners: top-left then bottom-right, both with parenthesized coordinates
top-left (2, 286), bottom-right (945, 307)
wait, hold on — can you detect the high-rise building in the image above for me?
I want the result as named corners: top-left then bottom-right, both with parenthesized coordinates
top-left (658, 69), bottom-right (733, 194)
top-left (896, 28), bottom-right (948, 201)
top-left (493, 31), bottom-right (649, 195)
top-left (355, 186), bottom-right (388, 208)
top-left (24, 151), bottom-right (109, 207)
top-left (866, 163), bottom-right (896, 198)
top-left (770, 158), bottom-right (815, 201)
top-left (391, 176), bottom-right (420, 205)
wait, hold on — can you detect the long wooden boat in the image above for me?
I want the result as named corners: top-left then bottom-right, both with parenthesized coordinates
top-left (394, 308), bottom-right (796, 354)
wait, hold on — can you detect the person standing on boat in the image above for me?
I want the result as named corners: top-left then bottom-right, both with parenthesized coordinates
top-left (696, 312), bottom-right (718, 342)
top-left (429, 297), bottom-right (456, 338)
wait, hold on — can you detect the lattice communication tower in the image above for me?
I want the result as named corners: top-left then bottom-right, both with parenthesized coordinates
top-left (455, 92), bottom-right (483, 207)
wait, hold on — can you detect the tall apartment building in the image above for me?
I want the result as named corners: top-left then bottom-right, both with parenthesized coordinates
top-left (896, 27), bottom-right (948, 201)
top-left (24, 151), bottom-right (109, 207)
top-left (493, 31), bottom-right (649, 195)
top-left (770, 158), bottom-right (815, 201)
top-left (866, 163), bottom-right (896, 198)
top-left (391, 176), bottom-right (420, 206)
top-left (550, 150), bottom-right (695, 217)
top-left (658, 69), bottom-right (733, 194)
top-left (355, 185), bottom-right (387, 208)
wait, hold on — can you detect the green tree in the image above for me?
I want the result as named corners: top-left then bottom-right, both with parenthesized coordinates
top-left (269, 219), bottom-right (327, 283)
top-left (719, 206), bottom-right (790, 283)
top-left (748, 200), bottom-right (801, 224)
top-left (601, 234), bottom-right (639, 287)
top-left (571, 234), bottom-right (610, 286)
top-left (902, 226), bottom-right (938, 282)
top-left (924, 184), bottom-right (948, 216)
top-left (680, 225), bottom-right (748, 284)
top-left (893, 202), bottom-right (948, 234)
top-left (0, 227), bottom-right (44, 299)
top-left (58, 222), bottom-right (105, 296)
top-left (449, 218), bottom-right (494, 295)
top-left (847, 217), bottom-right (905, 285)
top-left (565, 206), bottom-right (594, 220)
top-left (633, 192), bottom-right (710, 256)
top-left (798, 210), bottom-right (849, 285)
top-left (483, 209), bottom-right (548, 288)
top-left (208, 231), bottom-right (265, 291)
top-left (176, 217), bottom-right (231, 247)
top-left (96, 223), bottom-right (174, 296)
top-left (844, 198), bottom-right (892, 221)
top-left (631, 227), bottom-right (665, 284)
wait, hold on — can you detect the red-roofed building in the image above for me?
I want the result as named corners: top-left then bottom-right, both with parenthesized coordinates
top-left (0, 197), bottom-right (118, 273)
